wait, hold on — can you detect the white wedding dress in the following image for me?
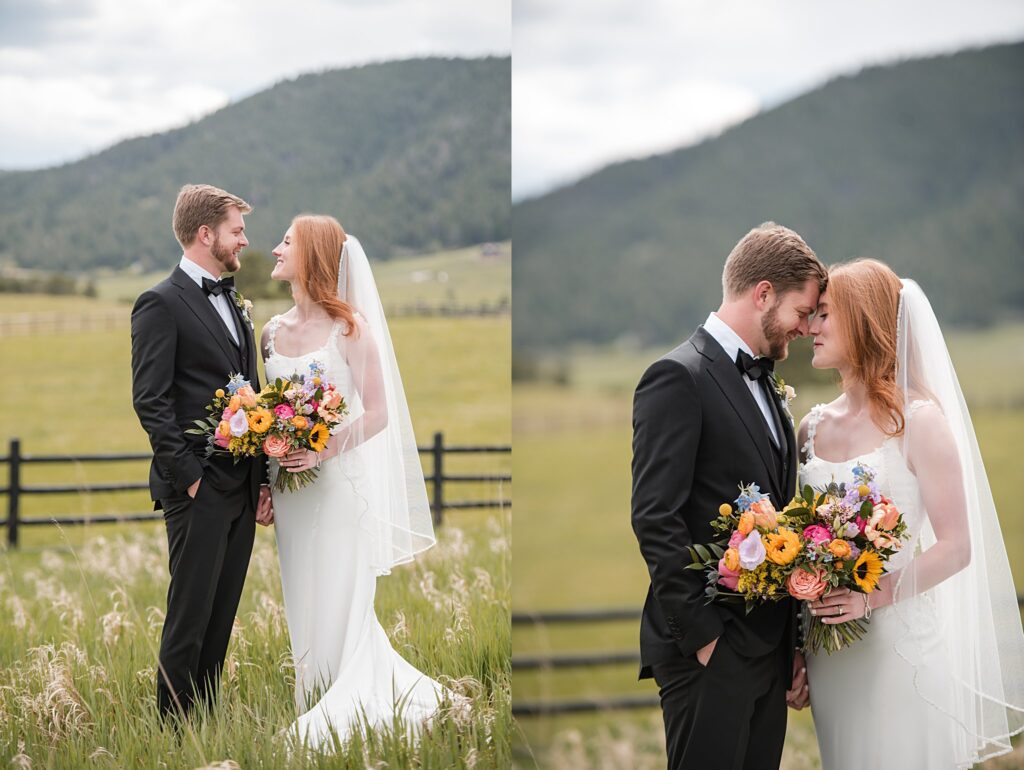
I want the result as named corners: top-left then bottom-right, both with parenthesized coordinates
top-left (801, 400), bottom-right (960, 770)
top-left (265, 315), bottom-right (449, 749)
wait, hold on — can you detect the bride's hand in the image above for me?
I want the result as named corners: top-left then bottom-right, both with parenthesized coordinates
top-left (809, 587), bottom-right (868, 624)
top-left (281, 448), bottom-right (319, 473)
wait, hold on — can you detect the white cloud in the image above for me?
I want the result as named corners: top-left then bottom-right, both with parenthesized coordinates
top-left (512, 0), bottom-right (1024, 199)
top-left (0, 0), bottom-right (509, 169)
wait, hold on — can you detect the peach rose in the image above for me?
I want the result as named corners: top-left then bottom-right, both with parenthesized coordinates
top-left (787, 567), bottom-right (828, 601)
top-left (237, 385), bottom-right (258, 408)
top-left (262, 435), bottom-right (291, 458)
top-left (876, 501), bottom-right (900, 531)
top-left (750, 498), bottom-right (778, 530)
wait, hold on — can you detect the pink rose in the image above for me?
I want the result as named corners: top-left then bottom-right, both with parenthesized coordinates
top-left (728, 529), bottom-right (744, 549)
top-left (717, 557), bottom-right (740, 590)
top-left (221, 407), bottom-right (235, 421)
top-left (787, 567), bottom-right (828, 601)
top-left (274, 404), bottom-right (295, 420)
top-left (802, 524), bottom-right (832, 545)
top-left (262, 434), bottom-right (291, 458)
top-left (214, 432), bottom-right (230, 449)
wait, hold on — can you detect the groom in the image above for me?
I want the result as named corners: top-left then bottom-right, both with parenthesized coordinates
top-left (131, 184), bottom-right (272, 720)
top-left (631, 223), bottom-right (827, 769)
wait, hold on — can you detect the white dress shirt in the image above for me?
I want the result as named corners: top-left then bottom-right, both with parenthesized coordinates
top-left (178, 256), bottom-right (240, 345)
top-left (703, 312), bottom-right (780, 446)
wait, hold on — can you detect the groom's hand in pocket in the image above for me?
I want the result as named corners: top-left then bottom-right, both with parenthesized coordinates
top-left (255, 484), bottom-right (274, 526)
top-left (786, 650), bottom-right (809, 709)
top-left (695, 637), bottom-right (718, 667)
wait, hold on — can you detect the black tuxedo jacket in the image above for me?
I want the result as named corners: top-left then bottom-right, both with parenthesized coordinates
top-left (131, 266), bottom-right (267, 508)
top-left (631, 326), bottom-right (799, 677)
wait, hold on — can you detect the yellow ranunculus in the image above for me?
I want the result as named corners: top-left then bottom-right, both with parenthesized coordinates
top-left (723, 547), bottom-right (741, 572)
top-left (247, 408), bottom-right (273, 434)
top-left (764, 528), bottom-right (801, 565)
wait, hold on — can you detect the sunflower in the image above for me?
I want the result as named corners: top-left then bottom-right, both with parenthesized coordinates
top-left (853, 550), bottom-right (884, 593)
top-left (247, 408), bottom-right (274, 434)
top-left (308, 423), bottom-right (330, 452)
top-left (763, 528), bottom-right (801, 565)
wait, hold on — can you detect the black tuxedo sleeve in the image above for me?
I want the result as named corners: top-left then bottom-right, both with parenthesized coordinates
top-left (632, 359), bottom-right (724, 657)
top-left (131, 290), bottom-right (204, 494)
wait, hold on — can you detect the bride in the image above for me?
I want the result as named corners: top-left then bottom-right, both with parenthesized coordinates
top-left (258, 213), bottom-right (451, 748)
top-left (797, 258), bottom-right (1023, 768)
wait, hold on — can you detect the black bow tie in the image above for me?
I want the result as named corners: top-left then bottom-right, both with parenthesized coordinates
top-left (202, 276), bottom-right (235, 297)
top-left (736, 349), bottom-right (775, 381)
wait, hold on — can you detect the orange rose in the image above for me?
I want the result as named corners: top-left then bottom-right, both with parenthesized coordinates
top-left (262, 435), bottom-right (290, 458)
top-left (291, 415), bottom-right (309, 430)
top-left (787, 567), bottom-right (828, 601)
top-left (827, 539), bottom-right (852, 559)
top-left (228, 395), bottom-right (241, 412)
top-left (737, 511), bottom-right (755, 535)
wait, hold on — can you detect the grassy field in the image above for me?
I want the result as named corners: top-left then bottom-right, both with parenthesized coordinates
top-left (0, 252), bottom-right (510, 767)
top-left (512, 324), bottom-right (1024, 769)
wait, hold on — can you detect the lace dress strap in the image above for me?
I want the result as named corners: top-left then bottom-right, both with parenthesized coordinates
top-left (264, 315), bottom-right (281, 357)
top-left (326, 319), bottom-right (344, 350)
top-left (802, 403), bottom-right (827, 460)
top-left (907, 398), bottom-right (934, 419)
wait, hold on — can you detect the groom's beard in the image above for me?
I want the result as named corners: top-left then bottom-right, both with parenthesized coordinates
top-left (211, 235), bottom-right (241, 273)
top-left (762, 302), bottom-right (791, 360)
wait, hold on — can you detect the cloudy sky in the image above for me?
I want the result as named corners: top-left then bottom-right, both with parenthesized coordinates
top-left (514, 0), bottom-right (1024, 200)
top-left (0, 0), bottom-right (509, 170)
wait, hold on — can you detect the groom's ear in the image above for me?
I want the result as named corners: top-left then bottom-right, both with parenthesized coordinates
top-left (197, 224), bottom-right (213, 246)
top-left (752, 280), bottom-right (775, 310)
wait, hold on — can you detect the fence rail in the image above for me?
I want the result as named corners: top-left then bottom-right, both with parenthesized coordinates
top-left (0, 433), bottom-right (510, 548)
top-left (513, 599), bottom-right (1024, 717)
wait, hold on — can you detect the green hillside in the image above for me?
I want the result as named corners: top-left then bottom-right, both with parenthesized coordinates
top-left (0, 56), bottom-right (510, 271)
top-left (512, 43), bottom-right (1024, 350)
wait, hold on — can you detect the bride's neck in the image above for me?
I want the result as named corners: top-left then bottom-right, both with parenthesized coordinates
top-left (841, 374), bottom-right (870, 415)
top-left (290, 285), bottom-right (330, 322)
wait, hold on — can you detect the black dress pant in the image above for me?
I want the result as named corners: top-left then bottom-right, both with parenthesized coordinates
top-left (650, 636), bottom-right (788, 770)
top-left (156, 476), bottom-right (255, 719)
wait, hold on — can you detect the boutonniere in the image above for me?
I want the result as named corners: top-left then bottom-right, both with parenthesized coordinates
top-left (234, 291), bottom-right (254, 330)
top-left (771, 373), bottom-right (796, 423)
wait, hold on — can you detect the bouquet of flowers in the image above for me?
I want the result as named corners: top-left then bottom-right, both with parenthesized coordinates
top-left (686, 464), bottom-right (908, 654)
top-left (186, 361), bottom-right (348, 493)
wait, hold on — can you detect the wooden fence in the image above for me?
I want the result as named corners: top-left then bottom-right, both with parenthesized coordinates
top-left (0, 433), bottom-right (510, 548)
top-left (512, 599), bottom-right (1024, 717)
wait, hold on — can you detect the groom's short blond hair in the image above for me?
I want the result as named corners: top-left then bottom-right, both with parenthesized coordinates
top-left (173, 184), bottom-right (252, 248)
top-left (722, 222), bottom-right (826, 300)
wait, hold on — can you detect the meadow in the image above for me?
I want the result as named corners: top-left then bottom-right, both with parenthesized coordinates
top-left (0, 244), bottom-right (511, 767)
top-left (512, 327), bottom-right (1024, 769)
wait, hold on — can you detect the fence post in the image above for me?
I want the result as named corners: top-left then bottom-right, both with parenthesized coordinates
top-left (7, 438), bottom-right (20, 549)
top-left (432, 431), bottom-right (444, 526)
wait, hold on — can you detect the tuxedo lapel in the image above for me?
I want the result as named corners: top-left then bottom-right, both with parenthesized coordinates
top-left (171, 267), bottom-right (243, 369)
top-left (692, 328), bottom-right (784, 503)
top-left (763, 378), bottom-right (792, 495)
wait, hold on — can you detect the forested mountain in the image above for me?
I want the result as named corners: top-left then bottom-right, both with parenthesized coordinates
top-left (512, 43), bottom-right (1024, 350)
top-left (0, 56), bottom-right (510, 271)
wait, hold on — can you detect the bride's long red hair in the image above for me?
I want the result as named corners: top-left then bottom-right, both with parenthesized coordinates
top-left (827, 258), bottom-right (905, 436)
top-left (292, 214), bottom-right (357, 336)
